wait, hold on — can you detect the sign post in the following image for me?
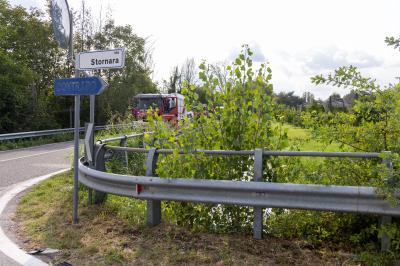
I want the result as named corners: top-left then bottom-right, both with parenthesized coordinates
top-left (73, 80), bottom-right (80, 224)
top-left (51, 0), bottom-right (81, 224)
top-left (51, 0), bottom-right (125, 224)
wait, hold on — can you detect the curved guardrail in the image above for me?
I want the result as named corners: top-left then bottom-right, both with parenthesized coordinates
top-left (79, 158), bottom-right (399, 216)
top-left (79, 140), bottom-right (398, 251)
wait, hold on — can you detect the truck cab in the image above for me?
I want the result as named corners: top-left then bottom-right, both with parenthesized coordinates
top-left (132, 93), bottom-right (185, 122)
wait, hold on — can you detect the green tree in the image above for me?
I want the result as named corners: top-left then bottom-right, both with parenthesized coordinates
top-left (0, 50), bottom-right (35, 132)
top-left (0, 0), bottom-right (68, 132)
top-left (0, 0), bottom-right (156, 132)
top-left (73, 7), bottom-right (157, 124)
top-left (275, 91), bottom-right (304, 107)
top-left (311, 65), bottom-right (400, 152)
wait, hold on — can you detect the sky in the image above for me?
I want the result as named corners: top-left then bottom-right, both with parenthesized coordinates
top-left (9, 0), bottom-right (400, 99)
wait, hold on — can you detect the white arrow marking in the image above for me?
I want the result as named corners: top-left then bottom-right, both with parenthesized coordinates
top-left (84, 123), bottom-right (94, 162)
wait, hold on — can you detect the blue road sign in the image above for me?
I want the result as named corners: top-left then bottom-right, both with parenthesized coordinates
top-left (54, 76), bottom-right (108, 96)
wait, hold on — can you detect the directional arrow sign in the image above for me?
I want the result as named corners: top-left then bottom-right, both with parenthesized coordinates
top-left (54, 76), bottom-right (108, 96)
top-left (84, 122), bottom-right (94, 162)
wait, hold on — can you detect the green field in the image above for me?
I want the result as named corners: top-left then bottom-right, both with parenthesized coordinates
top-left (284, 124), bottom-right (341, 151)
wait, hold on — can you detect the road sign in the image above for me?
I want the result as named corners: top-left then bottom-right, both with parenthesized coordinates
top-left (54, 77), bottom-right (108, 96)
top-left (76, 48), bottom-right (125, 70)
top-left (50, 0), bottom-right (71, 49)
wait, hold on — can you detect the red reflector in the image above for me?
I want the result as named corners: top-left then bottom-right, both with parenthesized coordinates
top-left (136, 184), bottom-right (142, 194)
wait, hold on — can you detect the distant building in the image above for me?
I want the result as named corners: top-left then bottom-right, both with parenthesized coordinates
top-left (323, 94), bottom-right (346, 111)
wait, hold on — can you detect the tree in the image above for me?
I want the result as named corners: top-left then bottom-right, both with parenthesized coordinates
top-left (164, 65), bottom-right (181, 93)
top-left (0, 0), bottom-right (68, 132)
top-left (147, 45), bottom-right (288, 231)
top-left (180, 58), bottom-right (197, 87)
top-left (72, 4), bottom-right (157, 124)
top-left (312, 66), bottom-right (400, 152)
top-left (163, 58), bottom-right (198, 94)
top-left (275, 91), bottom-right (304, 107)
top-left (0, 0), bottom-right (156, 131)
top-left (0, 50), bottom-right (35, 132)
top-left (209, 61), bottom-right (229, 93)
top-left (302, 91), bottom-right (314, 104)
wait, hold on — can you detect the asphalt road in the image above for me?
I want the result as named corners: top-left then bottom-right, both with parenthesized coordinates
top-left (0, 141), bottom-right (73, 265)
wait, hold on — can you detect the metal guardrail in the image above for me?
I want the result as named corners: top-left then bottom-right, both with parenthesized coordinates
top-left (0, 126), bottom-right (103, 141)
top-left (99, 146), bottom-right (382, 158)
top-left (79, 139), bottom-right (397, 251)
top-left (0, 122), bottom-right (146, 141)
top-left (99, 132), bottom-right (152, 144)
top-left (79, 159), bottom-right (399, 216)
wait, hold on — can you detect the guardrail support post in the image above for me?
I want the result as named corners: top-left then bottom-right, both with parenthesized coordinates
top-left (119, 135), bottom-right (128, 167)
top-left (139, 134), bottom-right (144, 148)
top-left (381, 151), bottom-right (393, 251)
top-left (380, 215), bottom-right (392, 251)
top-left (146, 148), bottom-right (161, 226)
top-left (84, 123), bottom-right (95, 205)
top-left (93, 144), bottom-right (107, 204)
top-left (253, 148), bottom-right (263, 239)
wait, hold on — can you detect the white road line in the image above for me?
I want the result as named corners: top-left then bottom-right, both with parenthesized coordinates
top-left (0, 168), bottom-right (70, 266)
top-left (0, 148), bottom-right (72, 163)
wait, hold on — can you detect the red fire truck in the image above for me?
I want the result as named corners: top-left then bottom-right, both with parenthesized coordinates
top-left (132, 93), bottom-right (186, 122)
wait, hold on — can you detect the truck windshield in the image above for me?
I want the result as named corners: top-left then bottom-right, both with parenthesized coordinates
top-left (136, 97), bottom-right (161, 110)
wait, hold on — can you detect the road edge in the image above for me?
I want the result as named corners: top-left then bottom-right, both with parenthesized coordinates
top-left (0, 168), bottom-right (70, 266)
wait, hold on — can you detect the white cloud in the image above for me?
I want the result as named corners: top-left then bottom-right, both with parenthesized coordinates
top-left (304, 47), bottom-right (382, 71)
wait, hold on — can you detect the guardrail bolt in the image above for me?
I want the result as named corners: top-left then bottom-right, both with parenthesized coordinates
top-left (253, 148), bottom-right (264, 239)
top-left (146, 148), bottom-right (161, 226)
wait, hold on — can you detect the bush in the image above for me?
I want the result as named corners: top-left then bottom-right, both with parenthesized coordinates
top-left (145, 45), bottom-right (289, 232)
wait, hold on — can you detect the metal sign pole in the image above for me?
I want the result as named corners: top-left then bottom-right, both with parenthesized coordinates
top-left (70, 8), bottom-right (79, 225)
top-left (73, 92), bottom-right (80, 224)
top-left (51, 0), bottom-right (109, 224)
top-left (90, 95), bottom-right (95, 163)
top-left (90, 95), bottom-right (95, 125)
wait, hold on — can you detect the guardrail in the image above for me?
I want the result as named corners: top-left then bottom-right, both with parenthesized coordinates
top-left (0, 122), bottom-right (146, 141)
top-left (78, 138), bottom-right (398, 251)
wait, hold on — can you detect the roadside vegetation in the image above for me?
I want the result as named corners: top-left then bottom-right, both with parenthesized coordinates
top-left (4, 0), bottom-right (400, 263)
top-left (0, 133), bottom-right (74, 151)
top-left (15, 122), bottom-right (395, 265)
top-left (16, 43), bottom-right (400, 265)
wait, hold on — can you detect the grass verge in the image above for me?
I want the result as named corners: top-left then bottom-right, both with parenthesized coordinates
top-left (15, 171), bottom-right (366, 266)
top-left (284, 124), bottom-right (341, 152)
top-left (0, 133), bottom-right (74, 151)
